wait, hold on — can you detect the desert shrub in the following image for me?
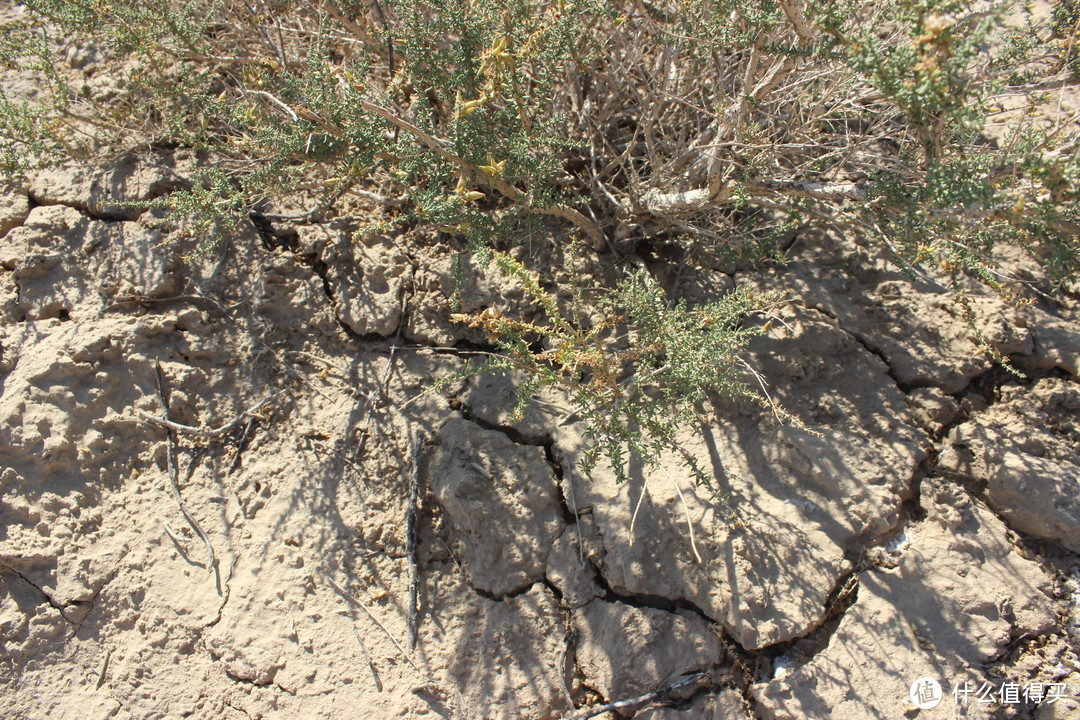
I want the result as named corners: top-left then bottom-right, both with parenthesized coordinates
top-left (1, 0), bottom-right (1076, 483)
top-left (442, 247), bottom-right (782, 485)
top-left (1054, 0), bottom-right (1080, 77)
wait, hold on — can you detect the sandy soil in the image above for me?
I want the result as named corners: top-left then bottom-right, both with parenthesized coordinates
top-left (2, 9), bottom-right (1080, 720)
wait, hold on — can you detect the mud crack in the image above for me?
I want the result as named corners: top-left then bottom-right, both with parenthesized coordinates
top-left (0, 564), bottom-right (78, 625)
top-left (27, 189), bottom-right (137, 222)
top-left (68, 564), bottom-right (124, 638)
top-left (206, 554), bottom-right (239, 629)
top-left (0, 192), bottom-right (30, 242)
top-left (453, 399), bottom-right (550, 447)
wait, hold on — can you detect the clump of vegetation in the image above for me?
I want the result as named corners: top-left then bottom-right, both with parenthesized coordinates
top-left (444, 248), bottom-right (781, 485)
top-left (1, 0), bottom-right (1076, 483)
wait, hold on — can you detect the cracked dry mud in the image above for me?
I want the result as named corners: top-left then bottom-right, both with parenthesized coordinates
top-left (2, 160), bottom-right (1079, 720)
top-left (2, 21), bottom-right (1080, 719)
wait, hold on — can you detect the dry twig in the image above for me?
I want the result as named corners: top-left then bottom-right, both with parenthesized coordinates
top-left (152, 362), bottom-right (216, 574)
top-left (558, 672), bottom-right (704, 720)
top-left (136, 393), bottom-right (280, 439)
top-left (406, 432), bottom-right (424, 649)
top-left (325, 575), bottom-right (424, 676)
top-left (352, 628), bottom-right (383, 692)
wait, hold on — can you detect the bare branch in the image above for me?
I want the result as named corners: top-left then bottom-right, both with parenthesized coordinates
top-left (749, 179), bottom-right (867, 203)
top-left (558, 673), bottom-right (705, 720)
top-left (136, 393), bottom-right (281, 439)
top-left (152, 363), bottom-right (216, 574)
top-left (358, 99), bottom-right (606, 244)
top-left (777, 0), bottom-right (814, 45)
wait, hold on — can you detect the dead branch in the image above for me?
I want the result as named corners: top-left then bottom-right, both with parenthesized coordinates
top-left (406, 432), bottom-right (423, 649)
top-left (152, 362), bottom-right (216, 574)
top-left (325, 575), bottom-right (425, 677)
top-left (136, 393), bottom-right (280, 439)
top-left (558, 672), bottom-right (705, 720)
top-left (352, 628), bottom-right (383, 692)
top-left (357, 99), bottom-right (606, 245)
top-left (661, 466), bottom-right (703, 565)
top-left (749, 179), bottom-right (867, 203)
top-left (777, 0), bottom-right (814, 44)
top-left (642, 184), bottom-right (734, 216)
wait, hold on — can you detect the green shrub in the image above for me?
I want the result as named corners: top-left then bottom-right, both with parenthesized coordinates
top-left (2, 0), bottom-right (1076, 484)
top-left (442, 248), bottom-right (781, 486)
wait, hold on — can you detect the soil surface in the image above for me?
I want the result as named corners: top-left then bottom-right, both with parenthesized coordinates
top-left (2, 7), bottom-right (1080, 720)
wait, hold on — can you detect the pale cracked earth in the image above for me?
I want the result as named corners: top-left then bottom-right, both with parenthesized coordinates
top-left (3, 14), bottom-right (1080, 720)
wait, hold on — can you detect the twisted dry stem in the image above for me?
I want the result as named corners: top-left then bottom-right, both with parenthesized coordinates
top-left (152, 362), bottom-right (216, 574)
top-left (558, 672), bottom-right (705, 720)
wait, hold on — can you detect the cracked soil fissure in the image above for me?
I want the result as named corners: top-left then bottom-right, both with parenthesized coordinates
top-left (2, 136), bottom-right (1078, 720)
top-left (1, 565), bottom-right (78, 625)
top-left (448, 391), bottom-right (888, 714)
